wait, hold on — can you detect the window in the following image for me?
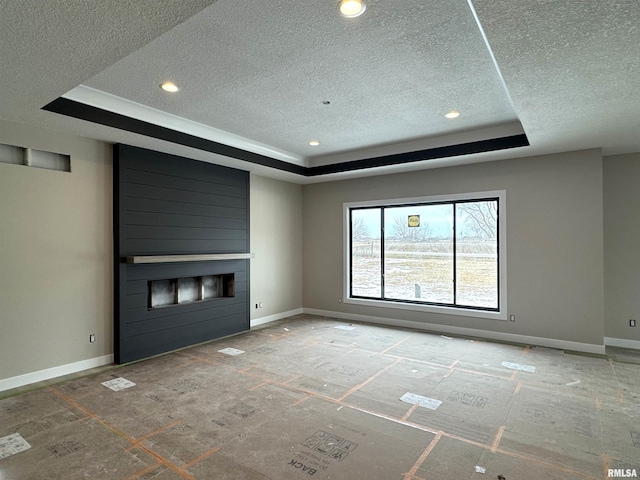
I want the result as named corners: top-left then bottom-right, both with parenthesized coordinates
top-left (344, 191), bottom-right (506, 320)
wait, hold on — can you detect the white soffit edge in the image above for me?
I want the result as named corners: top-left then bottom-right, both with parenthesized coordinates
top-left (308, 120), bottom-right (526, 167)
top-left (63, 85), bottom-right (307, 166)
top-left (64, 85), bottom-right (525, 170)
top-left (72, 0), bottom-right (520, 168)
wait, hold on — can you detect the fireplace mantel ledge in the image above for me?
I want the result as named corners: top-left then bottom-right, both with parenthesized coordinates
top-left (124, 253), bottom-right (254, 264)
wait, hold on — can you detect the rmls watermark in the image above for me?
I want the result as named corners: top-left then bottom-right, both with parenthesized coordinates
top-left (608, 469), bottom-right (638, 478)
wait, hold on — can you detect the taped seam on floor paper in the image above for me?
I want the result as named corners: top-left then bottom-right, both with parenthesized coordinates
top-left (400, 392), bottom-right (442, 410)
top-left (218, 347), bottom-right (245, 356)
top-left (335, 325), bottom-right (356, 331)
top-left (0, 433), bottom-right (31, 459)
top-left (101, 377), bottom-right (136, 391)
top-left (501, 361), bottom-right (536, 373)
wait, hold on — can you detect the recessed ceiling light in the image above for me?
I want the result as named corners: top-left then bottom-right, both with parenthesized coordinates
top-left (308, 140), bottom-right (320, 146)
top-left (338, 0), bottom-right (366, 18)
top-left (160, 81), bottom-right (179, 93)
top-left (444, 110), bottom-right (460, 119)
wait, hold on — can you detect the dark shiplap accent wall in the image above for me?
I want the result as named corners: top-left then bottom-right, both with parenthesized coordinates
top-left (114, 144), bottom-right (250, 364)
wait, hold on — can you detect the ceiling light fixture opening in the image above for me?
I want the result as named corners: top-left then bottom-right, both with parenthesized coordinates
top-left (444, 110), bottom-right (460, 119)
top-left (338, 0), bottom-right (366, 18)
top-left (308, 140), bottom-right (320, 146)
top-left (160, 81), bottom-right (179, 93)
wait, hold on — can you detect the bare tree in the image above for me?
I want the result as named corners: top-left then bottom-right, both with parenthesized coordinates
top-left (458, 202), bottom-right (497, 239)
top-left (390, 215), bottom-right (410, 240)
top-left (390, 215), bottom-right (432, 241)
top-left (417, 223), bottom-right (433, 241)
top-left (352, 217), bottom-right (369, 240)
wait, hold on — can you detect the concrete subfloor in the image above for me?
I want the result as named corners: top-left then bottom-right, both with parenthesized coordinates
top-left (1, 314), bottom-right (639, 479)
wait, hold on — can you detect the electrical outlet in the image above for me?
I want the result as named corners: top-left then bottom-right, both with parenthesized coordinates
top-left (509, 315), bottom-right (516, 322)
top-left (89, 334), bottom-right (95, 343)
top-left (631, 319), bottom-right (637, 327)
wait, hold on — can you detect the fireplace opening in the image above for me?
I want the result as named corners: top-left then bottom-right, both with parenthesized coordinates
top-left (149, 274), bottom-right (235, 309)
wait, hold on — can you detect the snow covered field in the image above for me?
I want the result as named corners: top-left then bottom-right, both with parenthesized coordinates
top-left (351, 240), bottom-right (498, 308)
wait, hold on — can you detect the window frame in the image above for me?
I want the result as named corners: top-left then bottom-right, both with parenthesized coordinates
top-left (343, 190), bottom-right (507, 320)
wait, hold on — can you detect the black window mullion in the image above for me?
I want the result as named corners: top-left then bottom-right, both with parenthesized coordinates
top-left (349, 208), bottom-right (354, 299)
top-left (496, 200), bottom-right (500, 309)
top-left (452, 202), bottom-right (457, 307)
top-left (380, 207), bottom-right (385, 299)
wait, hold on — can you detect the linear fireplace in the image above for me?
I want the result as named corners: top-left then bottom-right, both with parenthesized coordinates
top-left (149, 273), bottom-right (235, 308)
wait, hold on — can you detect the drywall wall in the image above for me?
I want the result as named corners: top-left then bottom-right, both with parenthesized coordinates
top-left (0, 119), bottom-right (112, 383)
top-left (250, 174), bottom-right (303, 321)
top-left (302, 149), bottom-right (605, 347)
top-left (603, 152), bottom-right (640, 343)
top-left (0, 120), bottom-right (621, 386)
top-left (0, 126), bottom-right (305, 388)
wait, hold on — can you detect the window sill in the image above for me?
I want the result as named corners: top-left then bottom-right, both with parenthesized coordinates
top-left (343, 297), bottom-right (507, 321)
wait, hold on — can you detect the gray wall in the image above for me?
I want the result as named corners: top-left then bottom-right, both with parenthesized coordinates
top-left (250, 174), bottom-right (303, 320)
top-left (0, 120), bottom-right (304, 384)
top-left (604, 152), bottom-right (640, 342)
top-left (2, 115), bottom-right (639, 385)
top-left (302, 149), bottom-right (605, 346)
top-left (0, 119), bottom-right (113, 381)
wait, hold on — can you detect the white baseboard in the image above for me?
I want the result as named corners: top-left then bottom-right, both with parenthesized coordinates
top-left (1, 309), bottom-right (303, 393)
top-left (604, 337), bottom-right (640, 350)
top-left (251, 308), bottom-right (304, 328)
top-left (2, 313), bottom-right (615, 394)
top-left (304, 308), bottom-right (606, 355)
top-left (0, 354), bottom-right (114, 393)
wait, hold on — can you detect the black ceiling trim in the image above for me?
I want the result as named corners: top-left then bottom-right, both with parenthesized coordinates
top-left (43, 97), bottom-right (528, 177)
top-left (307, 134), bottom-right (529, 175)
top-left (43, 97), bottom-right (306, 176)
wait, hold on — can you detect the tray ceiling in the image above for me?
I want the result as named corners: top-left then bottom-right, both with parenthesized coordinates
top-left (1, 0), bottom-right (638, 183)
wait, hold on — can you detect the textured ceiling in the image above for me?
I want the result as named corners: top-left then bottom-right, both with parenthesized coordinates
top-left (1, 0), bottom-right (639, 183)
top-left (81, 0), bottom-right (518, 163)
top-left (0, 0), bottom-right (217, 123)
top-left (472, 0), bottom-right (640, 158)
